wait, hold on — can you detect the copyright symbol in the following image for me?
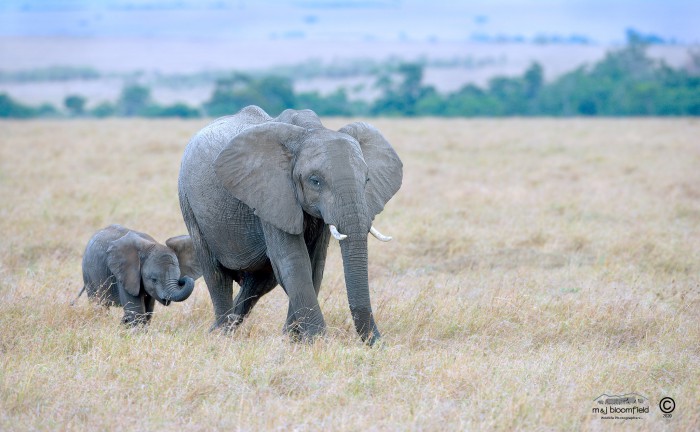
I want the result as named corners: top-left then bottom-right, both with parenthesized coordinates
top-left (659, 397), bottom-right (675, 414)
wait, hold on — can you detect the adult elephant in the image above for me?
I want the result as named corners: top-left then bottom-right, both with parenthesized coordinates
top-left (178, 106), bottom-right (402, 344)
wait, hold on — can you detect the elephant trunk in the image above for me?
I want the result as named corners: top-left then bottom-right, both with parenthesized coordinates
top-left (329, 181), bottom-right (380, 345)
top-left (162, 276), bottom-right (195, 303)
top-left (340, 234), bottom-right (380, 345)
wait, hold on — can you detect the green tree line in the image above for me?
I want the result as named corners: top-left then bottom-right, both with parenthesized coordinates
top-left (2, 42), bottom-right (698, 119)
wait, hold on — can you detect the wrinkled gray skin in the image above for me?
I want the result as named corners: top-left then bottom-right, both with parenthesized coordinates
top-left (178, 106), bottom-right (402, 345)
top-left (78, 224), bottom-right (202, 325)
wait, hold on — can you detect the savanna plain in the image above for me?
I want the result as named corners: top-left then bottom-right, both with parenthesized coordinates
top-left (0, 117), bottom-right (698, 431)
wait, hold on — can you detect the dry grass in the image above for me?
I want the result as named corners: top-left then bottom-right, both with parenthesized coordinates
top-left (1, 117), bottom-right (699, 431)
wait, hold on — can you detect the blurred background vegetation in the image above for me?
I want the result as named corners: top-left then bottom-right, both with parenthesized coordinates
top-left (2, 39), bottom-right (698, 119)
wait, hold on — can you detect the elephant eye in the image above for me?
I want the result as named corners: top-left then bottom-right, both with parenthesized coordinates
top-left (308, 175), bottom-right (322, 187)
top-left (365, 176), bottom-right (370, 184)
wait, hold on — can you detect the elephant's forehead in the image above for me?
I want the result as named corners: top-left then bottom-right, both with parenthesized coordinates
top-left (151, 252), bottom-right (177, 266)
top-left (301, 133), bottom-right (364, 164)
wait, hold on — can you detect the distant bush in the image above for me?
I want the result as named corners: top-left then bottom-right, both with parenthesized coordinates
top-left (0, 93), bottom-right (35, 118)
top-left (91, 102), bottom-right (117, 118)
top-left (533, 43), bottom-right (700, 116)
top-left (140, 103), bottom-right (201, 118)
top-left (0, 93), bottom-right (58, 118)
top-left (35, 103), bottom-right (58, 117)
top-left (295, 89), bottom-right (367, 116)
top-left (118, 84), bottom-right (152, 116)
top-left (368, 42), bottom-right (700, 117)
top-left (204, 74), bottom-right (296, 117)
top-left (371, 63), bottom-right (431, 116)
top-left (64, 95), bottom-right (86, 116)
top-left (114, 84), bottom-right (200, 118)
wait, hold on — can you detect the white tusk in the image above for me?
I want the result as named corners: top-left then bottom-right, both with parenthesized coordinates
top-left (329, 225), bottom-right (347, 240)
top-left (370, 226), bottom-right (392, 242)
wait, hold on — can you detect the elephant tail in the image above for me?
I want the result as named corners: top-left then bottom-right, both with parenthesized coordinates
top-left (70, 285), bottom-right (86, 306)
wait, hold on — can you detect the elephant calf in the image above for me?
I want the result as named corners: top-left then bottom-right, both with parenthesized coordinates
top-left (76, 224), bottom-right (202, 325)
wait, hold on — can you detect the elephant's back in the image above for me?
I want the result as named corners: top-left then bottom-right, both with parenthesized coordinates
top-left (84, 224), bottom-right (129, 257)
top-left (180, 106), bottom-right (271, 187)
top-left (179, 107), bottom-right (270, 203)
top-left (178, 106), bottom-right (271, 271)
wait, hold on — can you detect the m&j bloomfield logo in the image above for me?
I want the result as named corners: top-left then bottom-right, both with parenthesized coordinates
top-left (592, 393), bottom-right (650, 421)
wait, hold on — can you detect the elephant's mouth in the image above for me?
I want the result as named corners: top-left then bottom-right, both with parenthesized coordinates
top-left (159, 298), bottom-right (172, 306)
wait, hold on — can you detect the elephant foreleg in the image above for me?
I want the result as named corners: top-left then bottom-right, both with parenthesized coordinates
top-left (143, 295), bottom-right (155, 323)
top-left (262, 222), bottom-right (326, 341)
top-left (119, 290), bottom-right (148, 326)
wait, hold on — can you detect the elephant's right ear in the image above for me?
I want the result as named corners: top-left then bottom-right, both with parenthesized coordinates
top-left (165, 235), bottom-right (203, 280)
top-left (340, 122), bottom-right (403, 221)
top-left (106, 231), bottom-right (152, 297)
top-left (214, 122), bottom-right (307, 235)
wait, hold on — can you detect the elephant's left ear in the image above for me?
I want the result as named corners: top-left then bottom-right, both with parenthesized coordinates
top-left (165, 235), bottom-right (203, 280)
top-left (107, 231), bottom-right (152, 297)
top-left (214, 122), bottom-right (308, 235)
top-left (340, 122), bottom-right (403, 220)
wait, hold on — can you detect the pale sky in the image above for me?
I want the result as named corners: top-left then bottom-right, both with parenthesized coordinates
top-left (0, 0), bottom-right (697, 44)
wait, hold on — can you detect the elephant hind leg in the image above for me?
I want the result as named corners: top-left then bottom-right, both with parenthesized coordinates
top-left (206, 268), bottom-right (237, 332)
top-left (306, 218), bottom-right (331, 296)
top-left (180, 195), bottom-right (237, 332)
top-left (230, 268), bottom-right (277, 327)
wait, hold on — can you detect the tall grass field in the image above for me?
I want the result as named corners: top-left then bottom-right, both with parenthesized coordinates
top-left (1, 118), bottom-right (698, 430)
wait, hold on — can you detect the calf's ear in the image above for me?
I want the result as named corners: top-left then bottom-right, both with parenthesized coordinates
top-left (106, 231), bottom-right (153, 297)
top-left (165, 235), bottom-right (203, 280)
